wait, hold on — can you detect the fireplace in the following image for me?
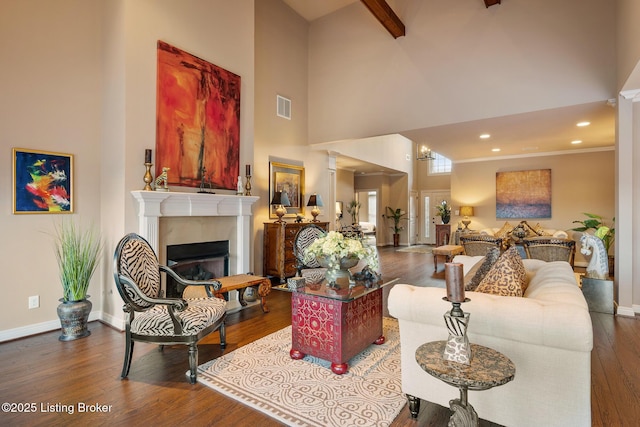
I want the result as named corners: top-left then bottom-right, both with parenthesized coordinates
top-left (165, 240), bottom-right (230, 298)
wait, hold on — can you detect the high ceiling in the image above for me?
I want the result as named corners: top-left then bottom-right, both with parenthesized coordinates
top-left (282, 0), bottom-right (617, 173)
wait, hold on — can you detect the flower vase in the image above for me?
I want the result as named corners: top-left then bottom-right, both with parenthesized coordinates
top-left (317, 255), bottom-right (359, 288)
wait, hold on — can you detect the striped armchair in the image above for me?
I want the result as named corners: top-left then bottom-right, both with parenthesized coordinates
top-left (113, 233), bottom-right (227, 383)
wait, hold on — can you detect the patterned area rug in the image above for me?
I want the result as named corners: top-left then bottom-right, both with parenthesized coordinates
top-left (198, 318), bottom-right (405, 427)
top-left (396, 245), bottom-right (433, 254)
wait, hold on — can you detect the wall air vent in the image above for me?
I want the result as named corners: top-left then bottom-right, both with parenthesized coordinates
top-left (276, 95), bottom-right (291, 120)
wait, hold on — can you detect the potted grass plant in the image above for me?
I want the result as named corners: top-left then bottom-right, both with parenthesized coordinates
top-left (53, 220), bottom-right (103, 341)
top-left (383, 206), bottom-right (408, 247)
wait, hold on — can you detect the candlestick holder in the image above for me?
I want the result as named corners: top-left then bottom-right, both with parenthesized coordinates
top-left (143, 162), bottom-right (153, 191)
top-left (244, 174), bottom-right (252, 196)
top-left (442, 297), bottom-right (472, 364)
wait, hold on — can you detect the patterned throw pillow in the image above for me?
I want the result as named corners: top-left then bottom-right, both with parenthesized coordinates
top-left (475, 247), bottom-right (526, 297)
top-left (464, 247), bottom-right (501, 291)
top-left (533, 223), bottom-right (552, 236)
top-left (494, 222), bottom-right (513, 238)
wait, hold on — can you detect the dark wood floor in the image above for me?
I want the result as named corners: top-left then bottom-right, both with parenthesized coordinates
top-left (0, 245), bottom-right (637, 426)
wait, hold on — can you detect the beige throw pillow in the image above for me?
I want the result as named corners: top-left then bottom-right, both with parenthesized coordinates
top-left (475, 247), bottom-right (526, 297)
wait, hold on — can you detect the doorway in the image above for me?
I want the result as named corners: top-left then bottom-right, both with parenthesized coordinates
top-left (419, 190), bottom-right (451, 245)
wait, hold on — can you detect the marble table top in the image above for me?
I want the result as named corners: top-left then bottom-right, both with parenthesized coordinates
top-left (415, 341), bottom-right (515, 391)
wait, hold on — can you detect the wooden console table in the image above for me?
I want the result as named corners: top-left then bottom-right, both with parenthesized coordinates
top-left (183, 274), bottom-right (271, 313)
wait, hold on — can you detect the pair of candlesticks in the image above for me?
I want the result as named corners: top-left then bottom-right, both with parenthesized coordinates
top-left (142, 149), bottom-right (252, 196)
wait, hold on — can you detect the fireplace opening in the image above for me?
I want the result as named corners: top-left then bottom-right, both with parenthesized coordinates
top-left (166, 240), bottom-right (229, 298)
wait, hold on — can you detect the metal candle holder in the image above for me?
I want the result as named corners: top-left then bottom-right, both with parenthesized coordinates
top-left (143, 163), bottom-right (153, 191)
top-left (443, 297), bottom-right (472, 364)
top-left (244, 174), bottom-right (252, 196)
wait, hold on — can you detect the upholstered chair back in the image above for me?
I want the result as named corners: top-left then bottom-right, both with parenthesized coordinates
top-left (114, 233), bottom-right (162, 310)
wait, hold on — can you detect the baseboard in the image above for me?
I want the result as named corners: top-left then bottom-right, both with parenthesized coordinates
top-left (618, 305), bottom-right (637, 317)
top-left (0, 311), bottom-right (103, 343)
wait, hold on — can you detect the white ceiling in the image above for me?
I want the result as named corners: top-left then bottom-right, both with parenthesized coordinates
top-left (282, 0), bottom-right (617, 174)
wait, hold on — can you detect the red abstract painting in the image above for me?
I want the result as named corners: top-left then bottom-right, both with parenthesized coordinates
top-left (156, 41), bottom-right (241, 190)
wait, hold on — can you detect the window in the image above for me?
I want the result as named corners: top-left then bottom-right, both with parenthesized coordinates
top-left (428, 152), bottom-right (452, 175)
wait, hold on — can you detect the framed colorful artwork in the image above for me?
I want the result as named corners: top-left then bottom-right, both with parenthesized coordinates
top-left (496, 169), bottom-right (551, 219)
top-left (155, 41), bottom-right (241, 191)
top-left (13, 148), bottom-right (74, 214)
top-left (269, 162), bottom-right (305, 219)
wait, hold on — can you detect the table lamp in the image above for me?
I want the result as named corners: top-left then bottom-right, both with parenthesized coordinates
top-left (271, 191), bottom-right (290, 223)
top-left (459, 206), bottom-right (474, 230)
top-left (307, 194), bottom-right (324, 222)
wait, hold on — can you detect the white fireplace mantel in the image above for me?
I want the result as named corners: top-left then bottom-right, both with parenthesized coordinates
top-left (131, 190), bottom-right (259, 274)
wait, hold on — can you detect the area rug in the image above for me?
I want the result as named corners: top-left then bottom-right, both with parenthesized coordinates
top-left (197, 317), bottom-right (405, 427)
top-left (396, 245), bottom-right (433, 254)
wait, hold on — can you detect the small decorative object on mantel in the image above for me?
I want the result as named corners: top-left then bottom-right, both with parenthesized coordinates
top-left (295, 214), bottom-right (304, 223)
top-left (443, 262), bottom-right (471, 364)
top-left (198, 167), bottom-right (215, 194)
top-left (244, 164), bottom-right (252, 196)
top-left (236, 175), bottom-right (243, 195)
top-left (143, 149), bottom-right (153, 191)
top-left (154, 167), bottom-right (170, 192)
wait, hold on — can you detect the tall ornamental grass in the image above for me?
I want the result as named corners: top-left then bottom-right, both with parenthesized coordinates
top-left (54, 220), bottom-right (103, 302)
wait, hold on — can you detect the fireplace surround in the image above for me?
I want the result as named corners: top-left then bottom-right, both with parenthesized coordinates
top-left (131, 190), bottom-right (259, 279)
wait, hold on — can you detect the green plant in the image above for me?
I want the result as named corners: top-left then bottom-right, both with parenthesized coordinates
top-left (53, 220), bottom-right (103, 302)
top-left (571, 213), bottom-right (615, 255)
top-left (346, 200), bottom-right (360, 224)
top-left (434, 200), bottom-right (451, 224)
top-left (383, 206), bottom-right (408, 234)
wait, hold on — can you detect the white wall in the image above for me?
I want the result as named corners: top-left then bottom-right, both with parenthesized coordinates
top-left (308, 0), bottom-right (616, 144)
top-left (0, 0), bottom-right (104, 336)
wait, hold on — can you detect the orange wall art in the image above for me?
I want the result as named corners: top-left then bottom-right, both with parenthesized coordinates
top-left (155, 41), bottom-right (241, 190)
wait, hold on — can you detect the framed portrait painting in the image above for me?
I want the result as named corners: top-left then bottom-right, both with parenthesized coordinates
top-left (269, 162), bottom-right (305, 219)
top-left (13, 148), bottom-right (74, 214)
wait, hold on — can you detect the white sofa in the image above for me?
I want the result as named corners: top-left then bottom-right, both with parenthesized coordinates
top-left (388, 255), bottom-right (592, 427)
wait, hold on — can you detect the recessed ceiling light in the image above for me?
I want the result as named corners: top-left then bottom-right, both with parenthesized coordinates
top-left (492, 148), bottom-right (500, 152)
top-left (480, 134), bottom-right (491, 139)
top-left (571, 140), bottom-right (582, 144)
top-left (577, 121), bottom-right (590, 127)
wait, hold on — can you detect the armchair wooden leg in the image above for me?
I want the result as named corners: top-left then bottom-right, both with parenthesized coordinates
top-left (121, 334), bottom-right (134, 379)
top-left (188, 343), bottom-right (198, 384)
top-left (219, 323), bottom-right (227, 349)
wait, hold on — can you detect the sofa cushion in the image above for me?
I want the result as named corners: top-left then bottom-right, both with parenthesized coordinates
top-left (476, 247), bottom-right (526, 296)
top-left (533, 223), bottom-right (552, 236)
top-left (495, 221), bottom-right (513, 238)
top-left (464, 247), bottom-right (501, 291)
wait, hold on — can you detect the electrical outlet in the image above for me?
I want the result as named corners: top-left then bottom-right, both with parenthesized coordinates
top-left (28, 295), bottom-right (39, 309)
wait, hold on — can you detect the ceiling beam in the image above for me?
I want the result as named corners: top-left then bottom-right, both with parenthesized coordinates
top-left (360, 0), bottom-right (405, 39)
top-left (484, 0), bottom-right (501, 7)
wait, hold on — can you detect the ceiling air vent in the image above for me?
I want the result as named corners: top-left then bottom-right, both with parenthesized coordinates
top-left (277, 95), bottom-right (291, 120)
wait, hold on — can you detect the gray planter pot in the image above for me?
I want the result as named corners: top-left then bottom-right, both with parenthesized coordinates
top-left (57, 298), bottom-right (92, 341)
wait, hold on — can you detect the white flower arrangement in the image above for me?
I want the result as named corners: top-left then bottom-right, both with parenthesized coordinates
top-left (303, 231), bottom-right (379, 271)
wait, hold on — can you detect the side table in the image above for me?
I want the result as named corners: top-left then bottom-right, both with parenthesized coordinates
top-left (415, 341), bottom-right (515, 426)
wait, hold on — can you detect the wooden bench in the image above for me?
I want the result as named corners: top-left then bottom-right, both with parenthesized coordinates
top-left (432, 245), bottom-right (464, 272)
top-left (183, 274), bottom-right (271, 313)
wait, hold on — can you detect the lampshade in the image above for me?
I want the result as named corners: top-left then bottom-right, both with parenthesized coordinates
top-left (307, 194), bottom-right (324, 207)
top-left (459, 206), bottom-right (474, 217)
top-left (270, 191), bottom-right (290, 207)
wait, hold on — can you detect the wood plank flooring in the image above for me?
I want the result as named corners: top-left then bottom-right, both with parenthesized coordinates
top-left (0, 245), bottom-right (638, 426)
